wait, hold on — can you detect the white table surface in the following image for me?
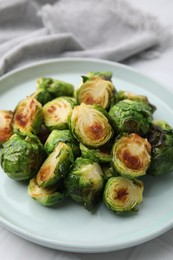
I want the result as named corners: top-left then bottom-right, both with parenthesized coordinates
top-left (1, 1), bottom-right (173, 259)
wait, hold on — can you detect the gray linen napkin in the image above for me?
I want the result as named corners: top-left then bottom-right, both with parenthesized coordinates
top-left (0, 0), bottom-right (171, 75)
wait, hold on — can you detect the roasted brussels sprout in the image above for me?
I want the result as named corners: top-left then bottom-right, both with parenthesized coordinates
top-left (65, 157), bottom-right (105, 211)
top-left (44, 129), bottom-right (80, 158)
top-left (112, 133), bottom-right (151, 178)
top-left (147, 120), bottom-right (173, 176)
top-left (31, 89), bottom-right (53, 105)
top-left (115, 90), bottom-right (156, 113)
top-left (36, 142), bottom-right (74, 187)
top-left (70, 103), bottom-right (113, 148)
top-left (103, 176), bottom-right (144, 213)
top-left (43, 97), bottom-right (75, 131)
top-left (84, 71), bottom-right (113, 81)
top-left (80, 142), bottom-right (112, 163)
top-left (28, 177), bottom-right (65, 206)
top-left (36, 77), bottom-right (74, 97)
top-left (12, 96), bottom-right (43, 135)
top-left (36, 77), bottom-right (52, 90)
top-left (0, 110), bottom-right (13, 145)
top-left (0, 133), bottom-right (45, 181)
top-left (109, 99), bottom-right (153, 136)
top-left (76, 76), bottom-right (115, 109)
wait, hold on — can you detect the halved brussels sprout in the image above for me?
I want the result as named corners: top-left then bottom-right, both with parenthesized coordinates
top-left (109, 99), bottom-right (153, 136)
top-left (36, 142), bottom-right (74, 187)
top-left (65, 157), bottom-right (105, 211)
top-left (43, 97), bottom-right (75, 131)
top-left (84, 71), bottom-right (113, 81)
top-left (36, 77), bottom-right (53, 91)
top-left (76, 76), bottom-right (115, 109)
top-left (147, 120), bottom-right (173, 176)
top-left (28, 177), bottom-right (65, 207)
top-left (80, 142), bottom-right (112, 163)
top-left (44, 129), bottom-right (80, 158)
top-left (0, 110), bottom-right (13, 145)
top-left (31, 89), bottom-right (53, 105)
top-left (70, 103), bottom-right (113, 148)
top-left (112, 133), bottom-right (151, 178)
top-left (12, 96), bottom-right (43, 135)
top-left (0, 133), bottom-right (45, 181)
top-left (103, 176), bottom-right (144, 213)
top-left (36, 77), bottom-right (74, 97)
top-left (115, 90), bottom-right (156, 113)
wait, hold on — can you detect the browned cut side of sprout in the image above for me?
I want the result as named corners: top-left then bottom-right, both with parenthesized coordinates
top-left (77, 77), bottom-right (115, 109)
top-left (70, 103), bottom-right (113, 148)
top-left (112, 133), bottom-right (151, 178)
top-left (43, 97), bottom-right (75, 131)
top-left (12, 96), bottom-right (43, 135)
top-left (103, 176), bottom-right (144, 213)
top-left (0, 110), bottom-right (13, 145)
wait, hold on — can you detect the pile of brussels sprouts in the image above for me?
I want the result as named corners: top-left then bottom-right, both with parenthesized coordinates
top-left (1, 71), bottom-right (173, 214)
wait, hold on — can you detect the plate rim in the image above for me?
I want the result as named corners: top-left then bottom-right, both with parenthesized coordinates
top-left (1, 57), bottom-right (173, 97)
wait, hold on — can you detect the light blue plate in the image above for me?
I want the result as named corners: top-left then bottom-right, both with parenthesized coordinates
top-left (0, 58), bottom-right (173, 253)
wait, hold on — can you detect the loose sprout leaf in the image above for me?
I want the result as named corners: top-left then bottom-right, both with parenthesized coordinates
top-left (81, 76), bottom-right (90, 83)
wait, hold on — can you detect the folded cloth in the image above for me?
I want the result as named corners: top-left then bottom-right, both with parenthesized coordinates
top-left (0, 0), bottom-right (172, 75)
